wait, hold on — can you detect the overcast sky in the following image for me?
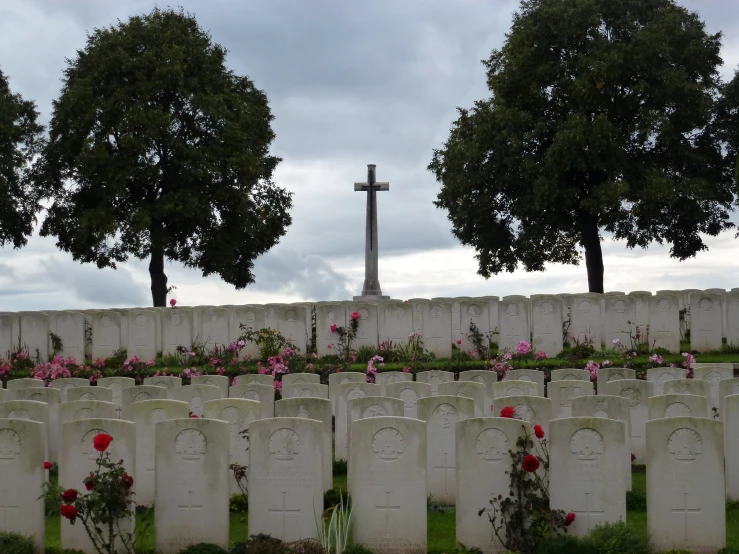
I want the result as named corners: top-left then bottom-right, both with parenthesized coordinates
top-left (1, 0), bottom-right (738, 310)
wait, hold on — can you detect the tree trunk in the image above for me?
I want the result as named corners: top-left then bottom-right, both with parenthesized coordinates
top-left (581, 212), bottom-right (604, 293)
top-left (149, 248), bottom-right (168, 307)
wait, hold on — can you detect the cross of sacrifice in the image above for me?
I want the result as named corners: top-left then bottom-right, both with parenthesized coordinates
top-left (177, 490), bottom-right (203, 516)
top-left (433, 452), bottom-right (455, 495)
top-left (269, 490), bottom-right (301, 539)
top-left (354, 164), bottom-right (389, 299)
top-left (573, 492), bottom-right (605, 530)
top-left (672, 490), bottom-right (701, 543)
top-left (375, 491), bottom-right (400, 536)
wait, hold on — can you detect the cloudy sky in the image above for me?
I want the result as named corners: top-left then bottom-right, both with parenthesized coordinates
top-left (1, 0), bottom-right (738, 310)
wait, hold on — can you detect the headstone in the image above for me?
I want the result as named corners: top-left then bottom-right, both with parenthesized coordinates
top-left (50, 311), bottom-right (86, 361)
top-left (417, 395), bottom-right (475, 504)
top-left (51, 377), bottom-right (90, 403)
top-left (646, 417), bottom-right (725, 552)
top-left (459, 370), bottom-right (497, 416)
top-left (344, 302), bottom-right (379, 350)
top-left (235, 374), bottom-right (274, 387)
top-left (459, 299), bottom-right (491, 353)
top-left (648, 394), bottom-right (708, 420)
top-left (416, 370), bottom-right (454, 396)
top-left (422, 302), bottom-right (452, 358)
top-left (437, 381), bottom-right (485, 417)
top-left (191, 375), bottom-right (230, 397)
top-left (143, 375), bottom-right (183, 391)
top-left (91, 311), bottom-right (122, 360)
top-left (328, 372), bottom-right (365, 415)
top-left (0, 312), bottom-right (19, 361)
top-left (550, 369), bottom-right (591, 382)
top-left (629, 291), bottom-right (651, 332)
top-left (506, 369), bottom-right (546, 396)
top-left (282, 373), bottom-right (321, 387)
top-left (161, 308), bottom-right (194, 356)
top-left (596, 367), bottom-right (636, 384)
top-left (384, 381), bottom-right (432, 419)
top-left (664, 379), bottom-right (711, 399)
top-left (60, 400), bottom-right (117, 425)
top-left (127, 309), bottom-right (158, 360)
top-left (131, 399), bottom-right (189, 506)
top-left (408, 298), bottom-right (428, 336)
top-left (725, 395), bottom-right (739, 501)
top-left (602, 295), bottom-right (636, 347)
top-left (6, 378), bottom-right (43, 392)
top-left (15, 387), bottom-right (61, 461)
top-left (0, 419), bottom-right (46, 552)
top-left (336, 383), bottom-right (382, 460)
top-left (61, 418), bottom-right (135, 552)
top-left (195, 306), bottom-right (229, 350)
top-left (571, 395), bottom-right (632, 490)
top-left (204, 398), bottom-right (262, 494)
top-left (601, 379), bottom-right (653, 463)
top-left (498, 296), bottom-right (530, 353)
top-left (727, 289), bottom-right (739, 347)
top-left (316, 303), bottom-right (347, 356)
top-left (121, 385), bottom-right (168, 421)
top-left (229, 305), bottom-right (264, 359)
top-left (547, 381), bottom-right (594, 420)
top-left (228, 384), bottom-right (274, 418)
top-left (492, 395), bottom-right (552, 438)
top-left (281, 383), bottom-right (329, 400)
top-left (690, 292), bottom-right (724, 352)
top-left (647, 366), bottom-right (685, 395)
top-left (271, 304), bottom-right (308, 353)
top-left (97, 377), bottom-right (136, 419)
top-left (66, 385), bottom-right (113, 403)
top-left (491, 380), bottom-right (539, 404)
top-left (569, 294), bottom-right (602, 348)
top-left (275, 398), bottom-right (332, 492)
top-left (19, 312), bottom-right (50, 361)
top-left (375, 371), bottom-right (413, 395)
top-left (649, 293), bottom-right (680, 353)
top-left (248, 417), bottom-right (323, 542)
top-left (350, 416), bottom-right (427, 554)
top-left (692, 365), bottom-right (734, 416)
top-left (169, 384), bottom-right (223, 417)
top-left (0, 389), bottom-right (10, 402)
top-left (378, 301), bottom-right (414, 345)
top-left (531, 295), bottom-right (563, 357)
top-left (719, 378), bottom-right (739, 421)
top-left (155, 418), bottom-right (230, 553)
top-left (550, 417), bottom-right (627, 536)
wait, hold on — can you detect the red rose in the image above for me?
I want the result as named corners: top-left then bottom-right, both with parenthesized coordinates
top-left (522, 454), bottom-right (540, 472)
top-left (93, 433), bottom-right (113, 452)
top-left (351, 312), bottom-right (360, 320)
top-left (534, 425), bottom-right (545, 439)
top-left (330, 324), bottom-right (337, 333)
top-left (499, 406), bottom-right (515, 418)
top-left (189, 414), bottom-right (198, 418)
top-left (120, 472), bottom-right (134, 490)
top-left (565, 512), bottom-right (576, 526)
top-left (61, 489), bottom-right (78, 503)
top-left (85, 475), bottom-right (94, 491)
top-left (44, 461), bottom-right (54, 470)
top-left (61, 504), bottom-right (78, 521)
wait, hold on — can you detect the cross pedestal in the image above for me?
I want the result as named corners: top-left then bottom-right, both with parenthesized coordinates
top-left (354, 164), bottom-right (390, 300)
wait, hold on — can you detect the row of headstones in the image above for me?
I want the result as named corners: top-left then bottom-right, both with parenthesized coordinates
top-left (0, 402), bottom-right (731, 554)
top-left (2, 288), bottom-right (737, 364)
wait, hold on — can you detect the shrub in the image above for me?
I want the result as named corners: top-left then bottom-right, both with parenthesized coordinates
top-left (180, 544), bottom-right (228, 554)
top-left (718, 548), bottom-right (739, 554)
top-left (342, 545), bottom-right (375, 554)
top-left (323, 489), bottom-right (351, 510)
top-left (230, 493), bottom-right (249, 513)
top-left (585, 521), bottom-right (653, 554)
top-left (229, 534), bottom-right (290, 554)
top-left (625, 490), bottom-right (646, 512)
top-left (332, 459), bottom-right (347, 475)
top-left (289, 540), bottom-right (325, 554)
top-left (536, 535), bottom-right (593, 554)
top-left (0, 532), bottom-right (36, 554)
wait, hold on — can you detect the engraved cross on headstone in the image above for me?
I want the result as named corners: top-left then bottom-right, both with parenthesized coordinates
top-left (375, 491), bottom-right (400, 536)
top-left (433, 452), bottom-right (455, 494)
top-left (672, 489), bottom-right (701, 544)
top-left (354, 164), bottom-right (389, 299)
top-left (269, 489), bottom-right (300, 539)
top-left (0, 498), bottom-right (20, 527)
top-left (178, 490), bottom-right (203, 517)
top-left (573, 492), bottom-right (605, 530)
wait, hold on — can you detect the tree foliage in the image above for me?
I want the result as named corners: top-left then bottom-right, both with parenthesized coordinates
top-left (0, 68), bottom-right (43, 248)
top-left (35, 8), bottom-right (292, 305)
top-left (429, 0), bottom-right (735, 292)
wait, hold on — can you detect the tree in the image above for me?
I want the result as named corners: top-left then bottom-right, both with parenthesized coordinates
top-left (35, 8), bottom-right (292, 306)
top-left (429, 0), bottom-right (735, 293)
top-left (0, 68), bottom-right (43, 248)
top-left (717, 68), bottom-right (739, 185)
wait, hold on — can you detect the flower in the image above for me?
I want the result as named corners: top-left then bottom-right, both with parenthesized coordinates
top-left (44, 461), bottom-right (53, 470)
top-left (170, 298), bottom-right (177, 307)
top-left (327, 345), bottom-right (332, 349)
top-left (85, 473), bottom-right (94, 491)
top-left (499, 406), bottom-right (515, 418)
top-left (61, 504), bottom-right (78, 521)
top-left (522, 454), bottom-right (540, 472)
top-left (515, 341), bottom-right (532, 356)
top-left (534, 425), bottom-right (545, 439)
top-left (456, 339), bottom-right (462, 345)
top-left (565, 512), bottom-right (576, 526)
top-left (612, 338), bottom-right (620, 346)
top-left (62, 489), bottom-right (78, 503)
top-left (351, 311), bottom-right (360, 320)
top-left (120, 472), bottom-right (134, 490)
top-left (189, 414), bottom-right (199, 418)
top-left (631, 453), bottom-right (636, 462)
top-left (584, 360), bottom-right (600, 381)
top-left (649, 353), bottom-right (663, 364)
top-left (330, 324), bottom-right (337, 333)
top-left (534, 351), bottom-right (547, 361)
top-left (93, 433), bottom-right (113, 452)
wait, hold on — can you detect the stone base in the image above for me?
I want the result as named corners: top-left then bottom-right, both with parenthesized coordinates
top-left (353, 295), bottom-right (390, 301)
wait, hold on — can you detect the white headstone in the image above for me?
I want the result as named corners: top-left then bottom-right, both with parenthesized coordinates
top-left (648, 394), bottom-right (708, 420)
top-left (344, 302), bottom-right (379, 349)
top-left (121, 384), bottom-right (168, 420)
top-left (0, 389), bottom-right (10, 402)
top-left (0, 312), bottom-right (19, 361)
top-left (50, 311), bottom-right (86, 361)
top-left (316, 303), bottom-right (347, 356)
top-left (550, 369), bottom-right (591, 382)
top-left (384, 381), bottom-right (432, 419)
top-left (0, 400), bottom-right (50, 467)
top-left (51, 377), bottom-right (90, 403)
top-left (437, 381), bottom-right (485, 417)
top-left (66, 385), bottom-right (113, 403)
top-left (0, 418), bottom-right (46, 551)
top-left (248, 417), bottom-right (323, 542)
top-left (97, 377), bottom-right (136, 419)
top-left (169, 384), bottom-right (223, 417)
top-left (229, 306), bottom-right (265, 359)
top-left (601, 379), bottom-right (653, 463)
top-left (336, 382), bottom-right (382, 460)
top-left (690, 292), bottom-right (724, 352)
top-left (498, 296), bottom-right (529, 353)
top-left (547, 381), bottom-right (594, 420)
top-left (719, 378), bottom-right (739, 421)
top-left (161, 308), bottom-right (194, 356)
top-left (725, 395), bottom-right (739, 501)
top-left (422, 302), bottom-right (452, 358)
top-left (459, 370), bottom-right (497, 416)
top-left (228, 384), bottom-right (274, 418)
top-left (127, 310), bottom-right (158, 360)
top-left (649, 294), bottom-right (680, 353)
top-left (664, 378), bottom-right (710, 399)
top-left (195, 306), bottom-right (229, 350)
top-left (459, 299), bottom-right (491, 353)
top-left (155, 418), bottom-right (230, 553)
top-left (350, 416), bottom-right (427, 554)
top-left (272, 304), bottom-right (308, 353)
top-left (596, 367), bottom-right (636, 383)
top-left (418, 395), bottom-right (475, 504)
top-left (6, 378), bottom-right (44, 392)
top-left (15, 387), bottom-right (61, 462)
top-left (61, 418), bottom-right (135, 552)
top-left (143, 375), bottom-right (183, 391)
top-left (629, 291), bottom-right (651, 332)
top-left (550, 417), bottom-right (627, 536)
top-left (602, 295), bottom-right (636, 347)
top-left (692, 365), bottom-right (734, 416)
top-left (531, 295), bottom-right (563, 357)
top-left (281, 383), bottom-right (329, 400)
top-left (235, 374), bottom-right (274, 387)
top-left (727, 290), bottom-right (739, 347)
top-left (131, 399), bottom-right (189, 506)
top-left (506, 369), bottom-right (545, 396)
top-left (491, 380), bottom-right (539, 404)
top-left (416, 370), bottom-right (454, 396)
top-left (91, 311), bottom-right (122, 360)
top-left (328, 372), bottom-right (365, 415)
top-left (378, 301), bottom-right (414, 345)
top-left (647, 366), bottom-right (685, 395)
top-left (19, 312), bottom-right (50, 361)
top-left (275, 398), bottom-right (332, 492)
top-left (60, 400), bottom-right (117, 425)
top-left (375, 371), bottom-right (413, 395)
top-left (191, 375), bottom-right (230, 397)
top-left (495, 392), bottom-right (552, 434)
top-left (646, 417), bottom-right (725, 552)
top-left (282, 373), bottom-right (321, 387)
top-left (408, 298), bottom-right (428, 336)
top-left (204, 398), bottom-right (262, 494)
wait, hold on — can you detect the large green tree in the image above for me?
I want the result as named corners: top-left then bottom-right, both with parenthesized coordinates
top-left (0, 68), bottom-right (43, 248)
top-left (35, 8), bottom-right (292, 306)
top-left (429, 0), bottom-right (735, 293)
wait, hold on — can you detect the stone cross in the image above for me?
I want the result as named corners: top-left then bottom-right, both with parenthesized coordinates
top-left (354, 164), bottom-right (389, 299)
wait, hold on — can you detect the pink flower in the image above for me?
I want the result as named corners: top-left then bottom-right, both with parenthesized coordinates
top-left (351, 311), bottom-right (360, 321)
top-left (515, 341), bottom-right (532, 356)
top-left (170, 299), bottom-right (177, 307)
top-left (534, 351), bottom-right (547, 361)
top-left (327, 345), bottom-right (332, 349)
top-left (456, 340), bottom-right (462, 345)
top-left (403, 366), bottom-right (410, 373)
top-left (330, 324), bottom-right (337, 333)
